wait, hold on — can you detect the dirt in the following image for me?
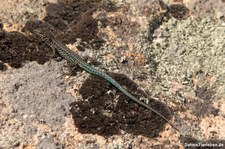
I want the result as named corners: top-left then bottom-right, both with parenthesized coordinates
top-left (0, 0), bottom-right (225, 148)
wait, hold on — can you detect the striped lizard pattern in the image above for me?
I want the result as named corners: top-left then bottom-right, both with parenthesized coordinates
top-left (30, 29), bottom-right (179, 133)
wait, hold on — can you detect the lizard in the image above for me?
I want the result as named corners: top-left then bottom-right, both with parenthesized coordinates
top-left (29, 29), bottom-right (180, 133)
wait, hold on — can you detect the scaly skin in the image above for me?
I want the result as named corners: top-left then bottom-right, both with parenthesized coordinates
top-left (30, 29), bottom-right (180, 133)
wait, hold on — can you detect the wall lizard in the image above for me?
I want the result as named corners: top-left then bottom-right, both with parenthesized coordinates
top-left (29, 29), bottom-right (180, 133)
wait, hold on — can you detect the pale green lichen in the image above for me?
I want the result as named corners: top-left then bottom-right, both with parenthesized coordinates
top-left (147, 17), bottom-right (225, 100)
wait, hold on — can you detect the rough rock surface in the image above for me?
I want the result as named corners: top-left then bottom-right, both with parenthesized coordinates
top-left (0, 0), bottom-right (224, 148)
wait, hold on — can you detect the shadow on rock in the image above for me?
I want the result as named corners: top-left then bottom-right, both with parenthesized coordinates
top-left (0, 29), bottom-right (53, 69)
top-left (0, 0), bottom-right (114, 70)
top-left (70, 73), bottom-right (173, 138)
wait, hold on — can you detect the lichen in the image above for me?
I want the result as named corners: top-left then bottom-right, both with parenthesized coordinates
top-left (147, 17), bottom-right (225, 100)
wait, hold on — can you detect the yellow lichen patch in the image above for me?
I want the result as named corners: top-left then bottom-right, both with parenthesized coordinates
top-left (3, 23), bottom-right (22, 32)
top-left (67, 44), bottom-right (79, 53)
